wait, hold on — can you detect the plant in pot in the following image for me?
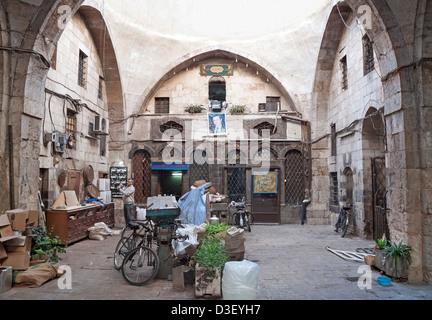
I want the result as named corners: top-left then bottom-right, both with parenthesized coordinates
top-left (30, 226), bottom-right (66, 263)
top-left (193, 236), bottom-right (229, 297)
top-left (228, 104), bottom-right (245, 115)
top-left (381, 241), bottom-right (413, 279)
top-left (185, 104), bottom-right (206, 113)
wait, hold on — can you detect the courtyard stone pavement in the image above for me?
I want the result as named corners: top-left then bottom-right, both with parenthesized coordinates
top-left (1, 224), bottom-right (431, 303)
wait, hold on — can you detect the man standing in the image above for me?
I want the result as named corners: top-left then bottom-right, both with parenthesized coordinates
top-left (118, 178), bottom-right (135, 226)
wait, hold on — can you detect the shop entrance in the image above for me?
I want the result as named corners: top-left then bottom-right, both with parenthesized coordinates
top-left (158, 170), bottom-right (183, 200)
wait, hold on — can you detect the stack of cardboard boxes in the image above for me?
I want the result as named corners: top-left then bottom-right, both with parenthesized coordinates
top-left (0, 209), bottom-right (39, 271)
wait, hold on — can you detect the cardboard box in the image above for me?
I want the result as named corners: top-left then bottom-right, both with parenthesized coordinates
top-left (0, 251), bottom-right (30, 270)
top-left (5, 209), bottom-right (29, 231)
top-left (27, 210), bottom-right (39, 227)
top-left (0, 243), bottom-right (7, 260)
top-left (51, 190), bottom-right (79, 209)
top-left (5, 227), bottom-right (32, 253)
top-left (0, 214), bottom-right (14, 238)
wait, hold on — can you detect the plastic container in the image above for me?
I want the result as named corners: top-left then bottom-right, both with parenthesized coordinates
top-left (0, 267), bottom-right (12, 293)
top-left (377, 276), bottom-right (391, 286)
top-left (222, 260), bottom-right (259, 300)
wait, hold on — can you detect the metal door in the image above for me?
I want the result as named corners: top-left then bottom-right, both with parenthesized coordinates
top-left (372, 157), bottom-right (390, 240)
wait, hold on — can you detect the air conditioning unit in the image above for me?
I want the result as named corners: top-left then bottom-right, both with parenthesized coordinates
top-left (93, 115), bottom-right (107, 134)
top-left (54, 134), bottom-right (69, 153)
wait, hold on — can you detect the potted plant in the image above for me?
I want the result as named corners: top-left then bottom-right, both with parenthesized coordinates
top-left (381, 241), bottom-right (413, 279)
top-left (374, 237), bottom-right (413, 279)
top-left (185, 104), bottom-right (206, 113)
top-left (193, 236), bottom-right (228, 297)
top-left (30, 226), bottom-right (66, 263)
top-left (228, 104), bottom-right (245, 114)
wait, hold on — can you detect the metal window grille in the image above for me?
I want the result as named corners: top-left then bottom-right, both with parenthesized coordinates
top-left (284, 150), bottom-right (305, 205)
top-left (340, 56), bottom-right (348, 90)
top-left (331, 123), bottom-right (336, 157)
top-left (78, 50), bottom-right (87, 87)
top-left (227, 150), bottom-right (246, 201)
top-left (155, 97), bottom-right (169, 113)
top-left (132, 150), bottom-right (152, 204)
top-left (98, 76), bottom-right (103, 100)
top-left (66, 109), bottom-right (76, 150)
top-left (189, 150), bottom-right (209, 183)
top-left (330, 172), bottom-right (339, 206)
top-left (363, 35), bottom-right (375, 75)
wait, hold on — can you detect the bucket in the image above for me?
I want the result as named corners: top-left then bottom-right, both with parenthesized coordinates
top-left (377, 276), bottom-right (391, 286)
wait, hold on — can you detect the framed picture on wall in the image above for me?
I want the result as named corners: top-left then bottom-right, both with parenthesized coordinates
top-left (208, 113), bottom-right (226, 134)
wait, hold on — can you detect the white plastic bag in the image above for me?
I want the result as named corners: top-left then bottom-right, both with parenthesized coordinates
top-left (222, 260), bottom-right (259, 300)
top-left (136, 207), bottom-right (146, 220)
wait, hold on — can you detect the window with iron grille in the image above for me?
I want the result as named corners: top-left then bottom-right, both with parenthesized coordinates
top-left (132, 150), bottom-right (152, 204)
top-left (363, 35), bottom-right (375, 75)
top-left (284, 150), bottom-right (305, 205)
top-left (155, 97), bottom-right (169, 113)
top-left (78, 50), bottom-right (88, 88)
top-left (227, 149), bottom-right (246, 201)
top-left (330, 172), bottom-right (339, 206)
top-left (331, 123), bottom-right (336, 157)
top-left (66, 109), bottom-right (77, 149)
top-left (189, 150), bottom-right (209, 183)
top-left (340, 55), bottom-right (348, 90)
top-left (98, 76), bottom-right (104, 100)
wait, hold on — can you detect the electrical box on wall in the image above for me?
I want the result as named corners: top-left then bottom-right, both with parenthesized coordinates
top-left (54, 134), bottom-right (69, 153)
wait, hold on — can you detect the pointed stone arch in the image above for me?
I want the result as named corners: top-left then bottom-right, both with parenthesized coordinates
top-left (136, 46), bottom-right (298, 115)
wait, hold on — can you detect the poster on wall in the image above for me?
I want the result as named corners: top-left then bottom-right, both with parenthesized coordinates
top-left (208, 113), bottom-right (227, 134)
top-left (253, 171), bottom-right (278, 193)
top-left (110, 166), bottom-right (128, 198)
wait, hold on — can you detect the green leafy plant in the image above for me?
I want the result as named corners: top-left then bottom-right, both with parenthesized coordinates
top-left (375, 237), bottom-right (388, 250)
top-left (382, 241), bottom-right (413, 263)
top-left (193, 236), bottom-right (228, 270)
top-left (203, 223), bottom-right (230, 237)
top-left (229, 104), bottom-right (245, 114)
top-left (30, 226), bottom-right (66, 263)
top-left (185, 104), bottom-right (206, 113)
top-left (382, 241), bottom-right (413, 277)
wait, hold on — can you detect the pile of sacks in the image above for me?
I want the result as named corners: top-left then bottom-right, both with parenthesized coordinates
top-left (225, 227), bottom-right (245, 261)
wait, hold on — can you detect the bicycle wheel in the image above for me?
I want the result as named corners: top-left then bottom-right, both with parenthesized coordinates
top-left (340, 212), bottom-right (349, 238)
top-left (114, 235), bottom-right (137, 270)
top-left (244, 213), bottom-right (251, 232)
top-left (121, 246), bottom-right (160, 286)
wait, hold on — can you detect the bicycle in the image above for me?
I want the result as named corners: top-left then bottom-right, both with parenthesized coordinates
top-left (335, 205), bottom-right (352, 237)
top-left (113, 219), bottom-right (154, 270)
top-left (229, 198), bottom-right (254, 232)
top-left (121, 218), bottom-right (188, 286)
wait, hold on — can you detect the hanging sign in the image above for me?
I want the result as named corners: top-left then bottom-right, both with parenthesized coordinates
top-left (200, 64), bottom-right (233, 76)
top-left (151, 162), bottom-right (188, 170)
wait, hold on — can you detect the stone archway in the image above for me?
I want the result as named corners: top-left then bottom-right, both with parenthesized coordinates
top-left (136, 46), bottom-right (299, 115)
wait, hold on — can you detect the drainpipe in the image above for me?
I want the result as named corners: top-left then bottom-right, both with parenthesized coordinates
top-left (301, 198), bottom-right (311, 225)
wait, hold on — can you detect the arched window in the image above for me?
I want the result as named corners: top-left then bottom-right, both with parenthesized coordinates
top-left (253, 122), bottom-right (276, 137)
